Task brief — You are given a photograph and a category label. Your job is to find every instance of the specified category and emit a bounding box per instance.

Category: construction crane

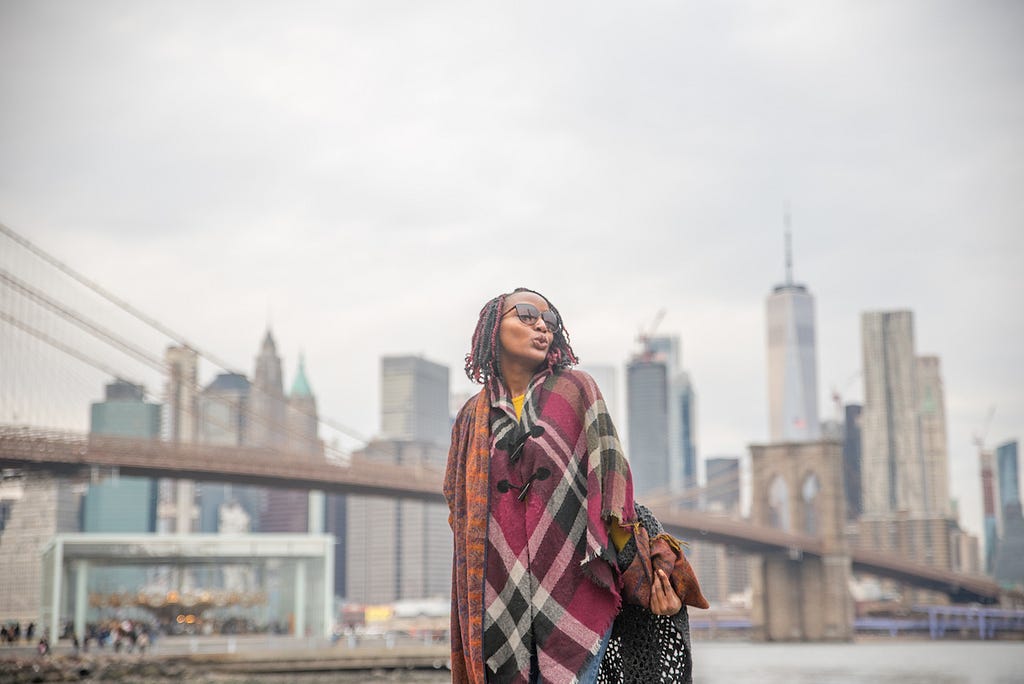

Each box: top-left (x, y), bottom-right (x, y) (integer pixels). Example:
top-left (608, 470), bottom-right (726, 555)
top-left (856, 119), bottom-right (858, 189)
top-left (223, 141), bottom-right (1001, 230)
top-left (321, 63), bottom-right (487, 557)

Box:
top-left (636, 308), bottom-right (666, 357)
top-left (975, 404), bottom-right (999, 573)
top-left (972, 405), bottom-right (996, 451)
top-left (829, 369), bottom-right (862, 421)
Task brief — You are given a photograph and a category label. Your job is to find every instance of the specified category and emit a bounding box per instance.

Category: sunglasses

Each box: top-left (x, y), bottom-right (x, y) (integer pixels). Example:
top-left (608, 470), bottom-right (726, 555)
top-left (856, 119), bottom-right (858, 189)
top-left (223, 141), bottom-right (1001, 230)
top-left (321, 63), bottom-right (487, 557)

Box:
top-left (503, 302), bottom-right (561, 334)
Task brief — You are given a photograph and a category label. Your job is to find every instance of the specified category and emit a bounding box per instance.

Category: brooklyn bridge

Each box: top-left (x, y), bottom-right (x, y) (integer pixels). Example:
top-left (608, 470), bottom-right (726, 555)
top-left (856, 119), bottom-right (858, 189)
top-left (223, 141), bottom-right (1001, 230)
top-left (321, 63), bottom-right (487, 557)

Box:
top-left (0, 425), bottom-right (1001, 605)
top-left (0, 221), bottom-right (1009, 650)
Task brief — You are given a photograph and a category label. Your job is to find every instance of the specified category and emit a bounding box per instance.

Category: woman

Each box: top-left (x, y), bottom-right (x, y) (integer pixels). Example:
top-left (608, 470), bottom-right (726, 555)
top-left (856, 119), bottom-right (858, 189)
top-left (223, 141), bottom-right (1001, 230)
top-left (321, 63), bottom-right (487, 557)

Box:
top-left (445, 288), bottom-right (703, 684)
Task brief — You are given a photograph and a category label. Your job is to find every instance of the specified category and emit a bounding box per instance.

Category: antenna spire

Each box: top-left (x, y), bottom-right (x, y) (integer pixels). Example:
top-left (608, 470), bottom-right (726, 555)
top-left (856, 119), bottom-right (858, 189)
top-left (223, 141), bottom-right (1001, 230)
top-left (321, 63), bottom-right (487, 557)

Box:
top-left (784, 202), bottom-right (793, 286)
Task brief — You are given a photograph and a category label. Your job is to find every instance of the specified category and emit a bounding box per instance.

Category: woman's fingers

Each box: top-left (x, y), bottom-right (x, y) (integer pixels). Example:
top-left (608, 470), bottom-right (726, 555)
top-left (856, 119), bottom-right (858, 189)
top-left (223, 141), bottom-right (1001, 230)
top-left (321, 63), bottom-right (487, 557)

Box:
top-left (652, 569), bottom-right (681, 616)
top-left (664, 581), bottom-right (682, 614)
top-left (662, 569), bottom-right (682, 614)
top-left (651, 569), bottom-right (668, 614)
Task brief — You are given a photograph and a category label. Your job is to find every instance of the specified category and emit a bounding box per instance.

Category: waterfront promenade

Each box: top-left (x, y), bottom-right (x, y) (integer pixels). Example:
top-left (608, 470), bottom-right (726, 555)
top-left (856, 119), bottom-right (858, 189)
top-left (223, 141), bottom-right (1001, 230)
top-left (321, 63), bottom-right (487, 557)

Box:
top-left (2, 638), bottom-right (1022, 683)
top-left (0, 633), bottom-right (450, 682)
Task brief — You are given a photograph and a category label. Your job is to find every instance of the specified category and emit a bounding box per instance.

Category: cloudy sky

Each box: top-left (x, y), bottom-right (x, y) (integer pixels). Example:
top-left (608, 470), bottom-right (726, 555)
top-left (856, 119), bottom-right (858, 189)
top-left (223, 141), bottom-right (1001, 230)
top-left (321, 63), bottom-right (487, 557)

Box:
top-left (1, 1), bottom-right (1021, 541)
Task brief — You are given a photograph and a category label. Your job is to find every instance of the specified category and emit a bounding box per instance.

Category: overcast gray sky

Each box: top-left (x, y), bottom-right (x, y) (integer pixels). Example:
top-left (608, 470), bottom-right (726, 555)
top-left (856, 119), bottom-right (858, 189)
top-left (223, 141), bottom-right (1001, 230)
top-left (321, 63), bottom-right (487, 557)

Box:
top-left (1, 1), bottom-right (1021, 542)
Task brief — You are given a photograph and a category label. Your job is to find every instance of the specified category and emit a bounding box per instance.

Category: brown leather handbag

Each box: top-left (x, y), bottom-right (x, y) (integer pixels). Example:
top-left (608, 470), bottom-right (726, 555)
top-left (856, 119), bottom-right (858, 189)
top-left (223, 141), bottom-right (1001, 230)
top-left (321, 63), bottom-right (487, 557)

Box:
top-left (618, 510), bottom-right (709, 611)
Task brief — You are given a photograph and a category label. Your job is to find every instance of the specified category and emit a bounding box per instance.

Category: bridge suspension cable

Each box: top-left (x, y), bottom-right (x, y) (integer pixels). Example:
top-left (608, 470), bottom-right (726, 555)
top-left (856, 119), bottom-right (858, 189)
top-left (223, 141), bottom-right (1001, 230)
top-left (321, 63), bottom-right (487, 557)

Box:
top-left (0, 310), bottom-right (142, 388)
top-left (0, 220), bottom-right (369, 447)
top-left (0, 302), bottom-right (330, 460)
top-left (0, 264), bottom-right (347, 456)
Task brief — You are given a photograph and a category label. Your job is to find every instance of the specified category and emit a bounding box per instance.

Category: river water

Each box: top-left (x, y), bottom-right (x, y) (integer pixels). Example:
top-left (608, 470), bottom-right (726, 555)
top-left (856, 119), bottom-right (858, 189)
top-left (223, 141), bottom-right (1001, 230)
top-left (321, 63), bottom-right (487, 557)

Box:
top-left (691, 641), bottom-right (1022, 683)
top-left (187, 640), bottom-right (1022, 683)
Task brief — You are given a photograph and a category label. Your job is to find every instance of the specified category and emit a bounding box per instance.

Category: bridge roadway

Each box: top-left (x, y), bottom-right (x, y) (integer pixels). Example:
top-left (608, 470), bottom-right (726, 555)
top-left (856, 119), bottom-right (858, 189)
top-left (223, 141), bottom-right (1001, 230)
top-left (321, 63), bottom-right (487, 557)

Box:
top-left (0, 426), bottom-right (1001, 603)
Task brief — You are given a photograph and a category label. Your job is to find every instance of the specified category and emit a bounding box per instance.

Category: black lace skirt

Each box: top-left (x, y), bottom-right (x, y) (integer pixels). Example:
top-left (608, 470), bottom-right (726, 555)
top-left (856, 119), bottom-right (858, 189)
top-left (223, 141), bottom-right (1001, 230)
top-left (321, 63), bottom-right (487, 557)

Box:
top-left (595, 604), bottom-right (693, 684)
top-left (597, 501), bottom-right (694, 684)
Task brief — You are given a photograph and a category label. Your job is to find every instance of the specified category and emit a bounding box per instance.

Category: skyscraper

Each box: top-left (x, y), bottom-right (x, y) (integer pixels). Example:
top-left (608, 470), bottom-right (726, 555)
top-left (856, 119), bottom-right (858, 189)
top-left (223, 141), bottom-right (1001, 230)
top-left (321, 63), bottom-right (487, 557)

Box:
top-left (287, 355), bottom-right (320, 457)
top-left (994, 440), bottom-right (1024, 586)
top-left (627, 356), bottom-right (669, 498)
top-left (916, 356), bottom-right (951, 516)
top-left (254, 336), bottom-right (315, 534)
top-left (765, 226), bottom-right (820, 442)
top-left (325, 491), bottom-right (347, 601)
top-left (676, 372), bottom-right (698, 492)
top-left (860, 311), bottom-right (926, 515)
top-left (842, 404), bottom-right (863, 521)
top-left (196, 372), bottom-right (258, 533)
top-left (82, 380), bottom-right (162, 593)
top-left (161, 346), bottom-right (199, 534)
top-left (981, 449), bottom-right (999, 574)
top-left (704, 457), bottom-right (741, 512)
top-left (263, 356), bottom-right (322, 533)
top-left (249, 329), bottom-right (287, 450)
top-left (692, 456), bottom-right (750, 605)
top-left (858, 311), bottom-right (958, 602)
top-left (860, 314), bottom-right (951, 518)
top-left (198, 372), bottom-right (250, 445)
top-left (996, 440), bottom-right (1021, 519)
top-left (345, 355), bottom-right (452, 603)
top-left (164, 346), bottom-right (199, 445)
top-left (380, 355), bottom-right (450, 446)
top-left (626, 335), bottom-right (697, 499)
top-left (83, 380), bottom-right (161, 534)
top-left (0, 474), bottom-right (80, 624)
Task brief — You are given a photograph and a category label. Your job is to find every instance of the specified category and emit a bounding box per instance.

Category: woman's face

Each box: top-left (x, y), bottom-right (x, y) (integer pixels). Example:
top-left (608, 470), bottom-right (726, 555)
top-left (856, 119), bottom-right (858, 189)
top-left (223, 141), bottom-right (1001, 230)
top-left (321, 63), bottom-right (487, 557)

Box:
top-left (498, 291), bottom-right (555, 374)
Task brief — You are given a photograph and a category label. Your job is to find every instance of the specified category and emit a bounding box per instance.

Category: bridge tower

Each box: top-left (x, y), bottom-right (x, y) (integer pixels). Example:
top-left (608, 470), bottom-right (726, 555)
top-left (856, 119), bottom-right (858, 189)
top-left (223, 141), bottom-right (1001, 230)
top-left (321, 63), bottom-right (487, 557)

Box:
top-left (749, 439), bottom-right (853, 641)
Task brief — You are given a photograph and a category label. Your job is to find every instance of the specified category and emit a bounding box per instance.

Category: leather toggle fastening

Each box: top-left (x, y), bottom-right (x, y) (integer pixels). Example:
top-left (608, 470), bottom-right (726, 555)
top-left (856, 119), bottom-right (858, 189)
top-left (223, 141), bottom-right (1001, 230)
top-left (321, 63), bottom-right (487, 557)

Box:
top-left (497, 467), bottom-right (552, 502)
top-left (497, 425), bottom-right (546, 464)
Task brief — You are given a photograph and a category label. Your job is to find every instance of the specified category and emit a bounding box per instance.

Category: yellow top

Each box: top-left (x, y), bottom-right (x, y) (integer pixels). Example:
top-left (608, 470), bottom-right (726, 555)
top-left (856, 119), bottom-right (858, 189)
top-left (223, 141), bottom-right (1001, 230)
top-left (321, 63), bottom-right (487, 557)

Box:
top-left (512, 394), bottom-right (525, 420)
top-left (608, 518), bottom-right (631, 552)
top-left (513, 393), bottom-right (629, 552)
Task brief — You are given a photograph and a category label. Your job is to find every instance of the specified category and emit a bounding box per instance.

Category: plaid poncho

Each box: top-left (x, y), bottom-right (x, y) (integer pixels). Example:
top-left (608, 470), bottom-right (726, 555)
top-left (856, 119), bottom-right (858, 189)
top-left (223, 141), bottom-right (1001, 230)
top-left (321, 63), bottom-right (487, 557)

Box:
top-left (444, 369), bottom-right (636, 684)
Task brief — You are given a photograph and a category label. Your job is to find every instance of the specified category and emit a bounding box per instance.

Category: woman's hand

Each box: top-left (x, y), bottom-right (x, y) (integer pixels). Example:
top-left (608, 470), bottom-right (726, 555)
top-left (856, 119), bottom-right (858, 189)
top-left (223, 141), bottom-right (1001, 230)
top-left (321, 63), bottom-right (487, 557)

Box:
top-left (650, 568), bottom-right (682, 616)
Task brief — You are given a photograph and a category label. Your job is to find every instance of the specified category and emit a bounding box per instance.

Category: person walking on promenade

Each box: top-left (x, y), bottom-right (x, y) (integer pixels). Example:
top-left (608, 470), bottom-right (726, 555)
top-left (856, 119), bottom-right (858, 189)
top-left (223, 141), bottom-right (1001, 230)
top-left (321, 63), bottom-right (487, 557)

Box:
top-left (445, 288), bottom-right (707, 684)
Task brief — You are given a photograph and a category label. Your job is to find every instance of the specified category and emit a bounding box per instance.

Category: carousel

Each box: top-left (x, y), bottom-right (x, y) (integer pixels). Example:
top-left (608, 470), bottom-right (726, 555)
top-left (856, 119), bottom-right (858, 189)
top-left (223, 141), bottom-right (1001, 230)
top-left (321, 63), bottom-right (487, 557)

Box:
top-left (88, 589), bottom-right (268, 628)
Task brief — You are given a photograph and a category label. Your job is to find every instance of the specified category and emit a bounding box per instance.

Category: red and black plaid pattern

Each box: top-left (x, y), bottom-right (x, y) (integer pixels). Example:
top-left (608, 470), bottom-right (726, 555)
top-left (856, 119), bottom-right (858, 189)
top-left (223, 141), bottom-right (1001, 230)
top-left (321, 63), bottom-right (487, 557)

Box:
top-left (482, 370), bottom-right (635, 683)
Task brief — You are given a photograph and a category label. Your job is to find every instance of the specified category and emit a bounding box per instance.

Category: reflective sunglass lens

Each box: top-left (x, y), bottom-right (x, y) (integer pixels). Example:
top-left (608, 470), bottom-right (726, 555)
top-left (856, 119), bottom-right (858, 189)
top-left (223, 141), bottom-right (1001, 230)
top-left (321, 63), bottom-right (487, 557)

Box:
top-left (515, 303), bottom-right (539, 323)
top-left (510, 303), bottom-right (560, 333)
top-left (541, 312), bottom-right (560, 332)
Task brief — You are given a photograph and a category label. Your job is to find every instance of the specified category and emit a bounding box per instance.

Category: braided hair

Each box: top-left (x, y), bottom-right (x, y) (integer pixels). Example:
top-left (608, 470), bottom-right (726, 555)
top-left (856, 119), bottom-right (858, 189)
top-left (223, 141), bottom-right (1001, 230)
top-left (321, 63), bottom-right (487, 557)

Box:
top-left (464, 287), bottom-right (579, 384)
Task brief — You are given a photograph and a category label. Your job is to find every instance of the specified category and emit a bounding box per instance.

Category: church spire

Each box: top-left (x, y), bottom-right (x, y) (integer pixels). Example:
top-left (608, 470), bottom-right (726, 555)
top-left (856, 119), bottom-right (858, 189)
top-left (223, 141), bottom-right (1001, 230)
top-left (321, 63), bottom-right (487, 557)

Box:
top-left (261, 327), bottom-right (277, 354)
top-left (290, 353), bottom-right (313, 398)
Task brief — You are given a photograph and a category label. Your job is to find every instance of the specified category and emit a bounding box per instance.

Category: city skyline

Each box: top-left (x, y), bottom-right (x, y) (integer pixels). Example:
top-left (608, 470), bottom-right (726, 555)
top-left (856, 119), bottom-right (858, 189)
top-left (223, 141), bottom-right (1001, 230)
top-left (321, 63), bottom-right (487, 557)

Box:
top-left (1, 1), bottom-right (1021, 547)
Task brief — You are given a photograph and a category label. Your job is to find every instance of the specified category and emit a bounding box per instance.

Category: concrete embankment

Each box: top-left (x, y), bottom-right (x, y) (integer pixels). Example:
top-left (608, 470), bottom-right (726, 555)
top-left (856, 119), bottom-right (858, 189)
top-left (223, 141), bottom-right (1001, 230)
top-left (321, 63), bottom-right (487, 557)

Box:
top-left (0, 645), bottom-right (451, 682)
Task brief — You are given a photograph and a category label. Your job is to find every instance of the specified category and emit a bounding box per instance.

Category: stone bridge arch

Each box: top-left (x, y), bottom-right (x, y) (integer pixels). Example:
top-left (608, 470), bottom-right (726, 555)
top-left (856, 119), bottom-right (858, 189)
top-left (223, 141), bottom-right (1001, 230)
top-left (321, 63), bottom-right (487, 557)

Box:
top-left (800, 470), bottom-right (821, 536)
top-left (749, 440), bottom-right (852, 641)
top-left (760, 467), bottom-right (824, 536)
top-left (766, 473), bottom-right (791, 531)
